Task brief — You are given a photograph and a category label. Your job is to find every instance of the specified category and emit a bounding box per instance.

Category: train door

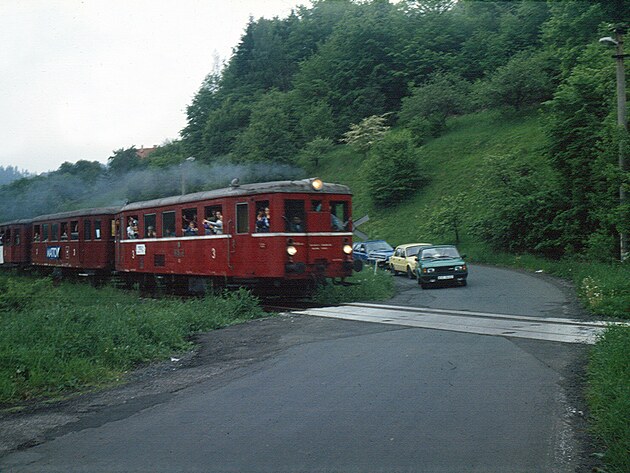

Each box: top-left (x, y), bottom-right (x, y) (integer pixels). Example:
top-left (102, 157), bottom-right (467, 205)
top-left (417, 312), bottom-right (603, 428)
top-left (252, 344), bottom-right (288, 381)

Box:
top-left (82, 219), bottom-right (91, 266)
top-left (231, 202), bottom-right (250, 275)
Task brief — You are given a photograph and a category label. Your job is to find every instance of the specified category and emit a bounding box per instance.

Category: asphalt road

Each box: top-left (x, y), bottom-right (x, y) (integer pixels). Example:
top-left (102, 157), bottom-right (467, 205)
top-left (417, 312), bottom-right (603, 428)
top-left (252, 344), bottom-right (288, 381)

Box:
top-left (0, 265), bottom-right (596, 472)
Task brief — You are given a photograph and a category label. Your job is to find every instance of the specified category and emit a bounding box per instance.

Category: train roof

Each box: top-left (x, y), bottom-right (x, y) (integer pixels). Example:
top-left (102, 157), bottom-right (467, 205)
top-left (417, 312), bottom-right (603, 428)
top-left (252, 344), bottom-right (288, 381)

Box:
top-left (0, 218), bottom-right (33, 227)
top-left (30, 206), bottom-right (122, 223)
top-left (120, 178), bottom-right (352, 212)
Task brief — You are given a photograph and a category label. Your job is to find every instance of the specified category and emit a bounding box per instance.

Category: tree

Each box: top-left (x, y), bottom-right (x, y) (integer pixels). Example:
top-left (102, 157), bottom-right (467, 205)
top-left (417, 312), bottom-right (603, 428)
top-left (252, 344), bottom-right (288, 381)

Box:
top-left (232, 90), bottom-right (300, 164)
top-left (107, 147), bottom-right (145, 175)
top-left (398, 71), bottom-right (471, 136)
top-left (361, 130), bottom-right (427, 207)
top-left (472, 50), bottom-right (555, 111)
top-left (297, 137), bottom-right (334, 173)
top-left (342, 114), bottom-right (391, 157)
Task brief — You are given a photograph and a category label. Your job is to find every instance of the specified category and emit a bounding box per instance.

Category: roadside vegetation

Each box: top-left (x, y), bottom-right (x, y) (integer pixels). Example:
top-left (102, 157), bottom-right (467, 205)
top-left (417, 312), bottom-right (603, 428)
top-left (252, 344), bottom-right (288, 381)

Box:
top-left (0, 273), bottom-right (266, 406)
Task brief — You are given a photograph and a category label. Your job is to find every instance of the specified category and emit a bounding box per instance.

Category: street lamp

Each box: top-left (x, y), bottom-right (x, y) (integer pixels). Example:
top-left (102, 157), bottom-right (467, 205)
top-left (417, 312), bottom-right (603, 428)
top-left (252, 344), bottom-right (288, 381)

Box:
top-left (599, 24), bottom-right (629, 261)
top-left (181, 156), bottom-right (196, 195)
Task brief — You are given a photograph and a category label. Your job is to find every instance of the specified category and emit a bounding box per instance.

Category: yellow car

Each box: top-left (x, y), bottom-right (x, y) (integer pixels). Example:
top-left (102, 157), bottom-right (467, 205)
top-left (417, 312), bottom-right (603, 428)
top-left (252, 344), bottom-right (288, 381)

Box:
top-left (388, 243), bottom-right (432, 279)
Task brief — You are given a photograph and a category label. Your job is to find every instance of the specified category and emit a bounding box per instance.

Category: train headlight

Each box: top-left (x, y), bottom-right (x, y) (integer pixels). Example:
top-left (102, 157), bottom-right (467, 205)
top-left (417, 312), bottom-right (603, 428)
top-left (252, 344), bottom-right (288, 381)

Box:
top-left (343, 244), bottom-right (352, 255)
top-left (311, 178), bottom-right (323, 191)
top-left (287, 245), bottom-right (297, 256)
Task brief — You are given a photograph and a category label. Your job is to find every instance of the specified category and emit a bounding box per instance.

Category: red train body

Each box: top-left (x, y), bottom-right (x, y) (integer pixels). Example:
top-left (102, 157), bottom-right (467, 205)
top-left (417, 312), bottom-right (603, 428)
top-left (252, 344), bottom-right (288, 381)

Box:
top-left (1, 179), bottom-right (357, 295)
top-left (0, 220), bottom-right (32, 266)
top-left (30, 208), bottom-right (119, 272)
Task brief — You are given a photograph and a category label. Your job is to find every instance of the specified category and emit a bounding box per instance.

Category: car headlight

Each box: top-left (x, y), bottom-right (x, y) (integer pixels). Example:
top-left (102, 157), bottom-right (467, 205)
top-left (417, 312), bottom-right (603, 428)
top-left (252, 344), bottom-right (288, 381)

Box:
top-left (423, 268), bottom-right (435, 273)
top-left (455, 265), bottom-right (467, 271)
top-left (343, 244), bottom-right (352, 255)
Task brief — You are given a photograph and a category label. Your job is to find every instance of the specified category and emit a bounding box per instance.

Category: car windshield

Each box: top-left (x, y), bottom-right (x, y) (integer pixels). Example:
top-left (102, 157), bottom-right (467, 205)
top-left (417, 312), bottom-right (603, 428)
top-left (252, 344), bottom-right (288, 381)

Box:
top-left (368, 241), bottom-right (393, 251)
top-left (406, 246), bottom-right (423, 257)
top-left (420, 247), bottom-right (460, 260)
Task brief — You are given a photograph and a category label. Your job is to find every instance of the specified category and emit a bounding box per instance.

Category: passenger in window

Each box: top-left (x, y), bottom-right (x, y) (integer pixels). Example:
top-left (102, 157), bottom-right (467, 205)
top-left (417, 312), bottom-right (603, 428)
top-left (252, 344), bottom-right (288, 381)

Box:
top-left (184, 221), bottom-right (198, 236)
top-left (331, 213), bottom-right (344, 231)
top-left (291, 216), bottom-right (304, 232)
top-left (202, 217), bottom-right (214, 235)
top-left (146, 226), bottom-right (157, 238)
top-left (207, 212), bottom-right (223, 234)
top-left (61, 231), bottom-right (68, 240)
top-left (256, 210), bottom-right (269, 233)
top-left (33, 233), bottom-right (40, 242)
top-left (127, 219), bottom-right (138, 239)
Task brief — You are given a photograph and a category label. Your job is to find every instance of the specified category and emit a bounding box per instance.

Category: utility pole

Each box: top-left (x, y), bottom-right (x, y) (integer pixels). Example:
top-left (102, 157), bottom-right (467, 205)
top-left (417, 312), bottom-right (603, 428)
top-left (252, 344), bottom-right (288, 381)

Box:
top-left (600, 24), bottom-right (629, 261)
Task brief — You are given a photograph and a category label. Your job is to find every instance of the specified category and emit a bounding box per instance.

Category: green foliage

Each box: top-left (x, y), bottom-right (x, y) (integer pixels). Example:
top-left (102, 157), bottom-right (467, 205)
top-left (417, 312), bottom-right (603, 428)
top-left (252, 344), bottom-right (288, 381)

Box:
top-left (312, 267), bottom-right (394, 305)
top-left (472, 153), bottom-right (567, 257)
top-left (0, 274), bottom-right (266, 404)
top-left (398, 72), bottom-right (471, 136)
top-left (361, 130), bottom-right (427, 208)
top-left (588, 326), bottom-right (630, 473)
top-left (342, 114), bottom-right (391, 157)
top-left (297, 137), bottom-right (335, 173)
top-left (232, 90), bottom-right (301, 163)
top-left (472, 50), bottom-right (556, 111)
top-left (107, 147), bottom-right (146, 176)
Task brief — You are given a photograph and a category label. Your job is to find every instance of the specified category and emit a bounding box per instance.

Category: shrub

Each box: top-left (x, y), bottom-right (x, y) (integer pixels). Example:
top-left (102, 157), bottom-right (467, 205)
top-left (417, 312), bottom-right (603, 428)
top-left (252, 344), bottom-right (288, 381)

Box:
top-left (361, 130), bottom-right (428, 208)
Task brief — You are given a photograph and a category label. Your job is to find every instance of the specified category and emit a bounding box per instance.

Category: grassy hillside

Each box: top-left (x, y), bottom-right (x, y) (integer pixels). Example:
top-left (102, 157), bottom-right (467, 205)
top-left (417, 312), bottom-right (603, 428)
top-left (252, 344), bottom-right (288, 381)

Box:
top-left (320, 109), bottom-right (548, 249)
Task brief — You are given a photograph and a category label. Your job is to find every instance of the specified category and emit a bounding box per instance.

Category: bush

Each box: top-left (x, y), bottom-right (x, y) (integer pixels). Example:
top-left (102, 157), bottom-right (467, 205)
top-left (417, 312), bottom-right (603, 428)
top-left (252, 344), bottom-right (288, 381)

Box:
top-left (313, 267), bottom-right (394, 305)
top-left (361, 131), bottom-right (428, 208)
top-left (588, 326), bottom-right (630, 473)
top-left (0, 276), bottom-right (266, 405)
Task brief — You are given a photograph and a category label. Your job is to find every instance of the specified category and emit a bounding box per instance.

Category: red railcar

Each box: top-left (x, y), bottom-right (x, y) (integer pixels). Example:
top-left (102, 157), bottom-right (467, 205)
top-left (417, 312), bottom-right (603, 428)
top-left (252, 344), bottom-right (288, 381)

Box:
top-left (115, 178), bottom-right (356, 294)
top-left (30, 207), bottom-right (119, 274)
top-left (0, 219), bottom-right (32, 266)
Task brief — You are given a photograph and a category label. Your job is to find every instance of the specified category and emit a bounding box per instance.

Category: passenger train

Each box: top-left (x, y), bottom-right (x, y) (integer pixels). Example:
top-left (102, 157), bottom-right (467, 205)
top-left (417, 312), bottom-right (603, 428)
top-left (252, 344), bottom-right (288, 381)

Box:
top-left (0, 178), bottom-right (361, 295)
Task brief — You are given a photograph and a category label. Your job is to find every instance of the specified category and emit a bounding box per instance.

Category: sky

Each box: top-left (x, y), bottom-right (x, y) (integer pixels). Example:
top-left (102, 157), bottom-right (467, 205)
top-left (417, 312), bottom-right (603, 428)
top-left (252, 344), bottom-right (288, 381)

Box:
top-left (0, 0), bottom-right (310, 174)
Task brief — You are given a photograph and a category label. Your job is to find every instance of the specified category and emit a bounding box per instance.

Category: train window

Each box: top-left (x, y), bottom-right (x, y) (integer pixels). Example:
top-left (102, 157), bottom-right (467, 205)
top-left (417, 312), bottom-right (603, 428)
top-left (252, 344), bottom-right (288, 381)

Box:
top-left (84, 220), bottom-right (92, 240)
top-left (236, 203), bottom-right (249, 234)
top-left (42, 224), bottom-right (49, 241)
top-left (284, 200), bottom-right (305, 232)
top-left (61, 222), bottom-right (69, 240)
top-left (4, 229), bottom-right (10, 246)
top-left (255, 200), bottom-right (270, 233)
top-left (0, 231), bottom-right (3, 246)
top-left (14, 229), bottom-right (20, 246)
top-left (144, 214), bottom-right (157, 238)
top-left (94, 220), bottom-right (102, 240)
top-left (162, 211), bottom-right (176, 237)
top-left (70, 221), bottom-right (79, 240)
top-left (126, 215), bottom-right (139, 239)
top-left (330, 201), bottom-right (348, 231)
top-left (33, 225), bottom-right (41, 242)
top-left (111, 220), bottom-right (117, 240)
top-left (182, 208), bottom-right (198, 236)
top-left (51, 223), bottom-right (59, 241)
top-left (311, 200), bottom-right (322, 212)
top-left (203, 205), bottom-right (222, 235)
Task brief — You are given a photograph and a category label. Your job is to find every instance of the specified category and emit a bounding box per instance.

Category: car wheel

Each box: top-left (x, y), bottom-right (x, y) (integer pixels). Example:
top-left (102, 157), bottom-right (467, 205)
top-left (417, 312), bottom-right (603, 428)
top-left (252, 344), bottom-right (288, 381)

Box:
top-left (389, 264), bottom-right (398, 275)
top-left (406, 266), bottom-right (415, 279)
top-left (420, 282), bottom-right (428, 289)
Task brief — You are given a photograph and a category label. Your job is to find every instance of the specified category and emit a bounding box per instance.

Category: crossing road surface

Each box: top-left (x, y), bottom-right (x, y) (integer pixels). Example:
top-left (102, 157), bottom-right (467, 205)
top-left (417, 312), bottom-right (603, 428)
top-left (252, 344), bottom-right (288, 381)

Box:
top-left (295, 302), bottom-right (612, 344)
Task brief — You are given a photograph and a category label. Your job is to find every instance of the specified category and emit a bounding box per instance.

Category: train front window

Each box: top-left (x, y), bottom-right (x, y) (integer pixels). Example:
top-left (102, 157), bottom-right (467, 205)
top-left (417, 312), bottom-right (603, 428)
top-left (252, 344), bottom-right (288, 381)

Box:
top-left (284, 200), bottom-right (305, 232)
top-left (330, 201), bottom-right (348, 231)
top-left (182, 208), bottom-right (198, 236)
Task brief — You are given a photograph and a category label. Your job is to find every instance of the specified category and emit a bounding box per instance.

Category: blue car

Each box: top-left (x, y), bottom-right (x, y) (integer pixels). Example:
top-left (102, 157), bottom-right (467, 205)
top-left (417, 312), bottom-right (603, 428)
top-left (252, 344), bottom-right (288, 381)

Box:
top-left (352, 240), bottom-right (394, 268)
